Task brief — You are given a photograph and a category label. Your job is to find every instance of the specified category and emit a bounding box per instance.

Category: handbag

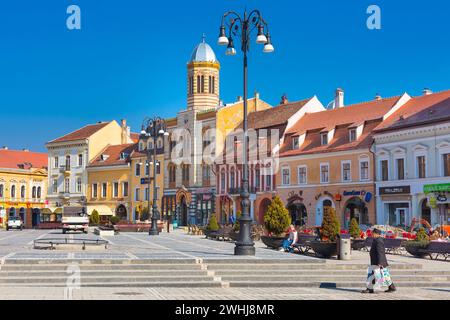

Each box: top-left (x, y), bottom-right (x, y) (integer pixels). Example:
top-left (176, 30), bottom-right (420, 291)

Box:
top-left (380, 266), bottom-right (393, 287)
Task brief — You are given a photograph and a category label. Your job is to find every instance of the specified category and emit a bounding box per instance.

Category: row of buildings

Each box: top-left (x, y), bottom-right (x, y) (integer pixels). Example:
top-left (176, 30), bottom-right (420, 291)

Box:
top-left (1, 38), bottom-right (449, 230)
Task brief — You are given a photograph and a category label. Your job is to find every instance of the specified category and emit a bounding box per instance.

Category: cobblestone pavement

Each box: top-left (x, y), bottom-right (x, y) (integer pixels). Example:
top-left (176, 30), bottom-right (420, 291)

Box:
top-left (0, 286), bottom-right (448, 300)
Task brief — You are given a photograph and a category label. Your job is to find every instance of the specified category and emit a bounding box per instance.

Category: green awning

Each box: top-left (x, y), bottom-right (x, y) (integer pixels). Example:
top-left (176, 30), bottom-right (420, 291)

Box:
top-left (424, 183), bottom-right (450, 194)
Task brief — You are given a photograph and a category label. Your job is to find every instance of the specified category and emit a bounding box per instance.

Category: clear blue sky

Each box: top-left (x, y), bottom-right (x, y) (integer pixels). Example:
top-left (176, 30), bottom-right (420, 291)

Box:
top-left (1, 0), bottom-right (449, 152)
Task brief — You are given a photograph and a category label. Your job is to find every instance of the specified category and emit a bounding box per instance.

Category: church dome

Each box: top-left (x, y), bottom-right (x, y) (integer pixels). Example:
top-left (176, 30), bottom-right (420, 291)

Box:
top-left (189, 36), bottom-right (218, 63)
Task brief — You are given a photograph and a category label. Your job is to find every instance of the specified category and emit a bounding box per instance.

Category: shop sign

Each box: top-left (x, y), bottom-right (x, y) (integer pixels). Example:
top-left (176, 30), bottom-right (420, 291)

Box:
top-left (424, 183), bottom-right (450, 194)
top-left (334, 194), bottom-right (342, 201)
top-left (429, 196), bottom-right (437, 208)
top-left (343, 190), bottom-right (367, 196)
top-left (379, 186), bottom-right (410, 195)
top-left (437, 195), bottom-right (448, 202)
top-left (140, 177), bottom-right (153, 184)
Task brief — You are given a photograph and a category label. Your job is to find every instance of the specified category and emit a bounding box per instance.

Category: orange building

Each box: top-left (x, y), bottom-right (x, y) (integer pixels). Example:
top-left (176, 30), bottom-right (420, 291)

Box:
top-left (277, 90), bottom-right (410, 228)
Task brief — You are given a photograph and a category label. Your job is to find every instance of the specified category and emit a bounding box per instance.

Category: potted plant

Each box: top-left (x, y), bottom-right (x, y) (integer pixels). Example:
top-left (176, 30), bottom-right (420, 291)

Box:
top-left (404, 227), bottom-right (430, 258)
top-left (89, 209), bottom-right (100, 226)
top-left (229, 211), bottom-right (241, 241)
top-left (204, 214), bottom-right (220, 238)
top-left (310, 207), bottom-right (339, 258)
top-left (261, 196), bottom-right (291, 249)
top-left (349, 218), bottom-right (365, 250)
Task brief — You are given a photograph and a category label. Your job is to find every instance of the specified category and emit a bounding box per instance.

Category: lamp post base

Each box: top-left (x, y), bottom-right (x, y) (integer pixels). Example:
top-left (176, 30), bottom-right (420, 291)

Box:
top-left (148, 229), bottom-right (159, 236)
top-left (234, 244), bottom-right (255, 256)
top-left (149, 218), bottom-right (159, 236)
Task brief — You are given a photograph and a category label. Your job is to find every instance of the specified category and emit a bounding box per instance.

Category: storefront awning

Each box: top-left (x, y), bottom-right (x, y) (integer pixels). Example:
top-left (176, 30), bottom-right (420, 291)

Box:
top-left (86, 205), bottom-right (114, 216)
top-left (424, 183), bottom-right (450, 194)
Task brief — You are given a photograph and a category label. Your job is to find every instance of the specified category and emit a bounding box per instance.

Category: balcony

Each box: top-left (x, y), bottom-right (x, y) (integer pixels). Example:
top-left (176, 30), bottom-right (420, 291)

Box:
top-left (59, 165), bottom-right (71, 176)
top-left (58, 192), bottom-right (70, 199)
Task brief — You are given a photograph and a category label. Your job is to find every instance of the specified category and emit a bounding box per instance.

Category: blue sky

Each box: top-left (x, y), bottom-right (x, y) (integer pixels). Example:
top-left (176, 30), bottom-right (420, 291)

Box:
top-left (1, 0), bottom-right (449, 152)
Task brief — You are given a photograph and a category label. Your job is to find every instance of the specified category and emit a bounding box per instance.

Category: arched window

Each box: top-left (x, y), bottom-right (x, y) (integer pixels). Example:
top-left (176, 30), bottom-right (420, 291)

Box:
top-left (201, 75), bottom-right (205, 93)
top-left (148, 140), bottom-right (153, 149)
top-left (197, 75), bottom-right (201, 93)
top-left (169, 164), bottom-right (176, 183)
top-left (220, 169), bottom-right (226, 193)
top-left (0, 184), bottom-right (4, 198)
top-left (65, 155), bottom-right (71, 169)
top-left (230, 167), bottom-right (235, 189)
top-left (37, 186), bottom-right (42, 199)
top-left (20, 186), bottom-right (26, 199)
top-left (32, 186), bottom-right (37, 199)
top-left (11, 185), bottom-right (16, 199)
top-left (182, 164), bottom-right (190, 184)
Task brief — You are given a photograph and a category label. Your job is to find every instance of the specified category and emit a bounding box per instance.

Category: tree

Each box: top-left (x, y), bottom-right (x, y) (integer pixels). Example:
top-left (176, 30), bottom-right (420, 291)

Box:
top-left (264, 196), bottom-right (291, 237)
top-left (206, 214), bottom-right (219, 231)
top-left (349, 217), bottom-right (361, 239)
top-left (416, 227), bottom-right (430, 243)
top-left (233, 211), bottom-right (241, 232)
top-left (321, 207), bottom-right (340, 242)
top-left (89, 210), bottom-right (100, 225)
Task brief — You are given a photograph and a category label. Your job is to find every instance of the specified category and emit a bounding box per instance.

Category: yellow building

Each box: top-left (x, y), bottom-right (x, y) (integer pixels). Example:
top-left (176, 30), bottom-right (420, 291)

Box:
top-left (86, 143), bottom-right (135, 222)
top-left (130, 140), bottom-right (165, 223)
top-left (0, 148), bottom-right (48, 228)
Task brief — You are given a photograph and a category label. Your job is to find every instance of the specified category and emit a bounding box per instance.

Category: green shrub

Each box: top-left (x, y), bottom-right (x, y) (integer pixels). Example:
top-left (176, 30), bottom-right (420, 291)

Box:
top-left (321, 207), bottom-right (340, 242)
top-left (264, 196), bottom-right (291, 237)
top-left (89, 210), bottom-right (100, 225)
top-left (415, 227), bottom-right (430, 243)
top-left (206, 214), bottom-right (219, 231)
top-left (349, 217), bottom-right (361, 239)
top-left (233, 211), bottom-right (241, 232)
top-left (110, 216), bottom-right (120, 225)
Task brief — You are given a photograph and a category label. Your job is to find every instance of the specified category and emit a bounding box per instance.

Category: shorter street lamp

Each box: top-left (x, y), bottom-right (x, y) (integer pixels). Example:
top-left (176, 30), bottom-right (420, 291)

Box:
top-left (140, 117), bottom-right (169, 236)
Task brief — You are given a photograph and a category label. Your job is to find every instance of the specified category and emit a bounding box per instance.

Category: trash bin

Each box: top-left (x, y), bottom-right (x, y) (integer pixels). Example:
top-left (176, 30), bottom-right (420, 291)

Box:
top-left (339, 235), bottom-right (351, 260)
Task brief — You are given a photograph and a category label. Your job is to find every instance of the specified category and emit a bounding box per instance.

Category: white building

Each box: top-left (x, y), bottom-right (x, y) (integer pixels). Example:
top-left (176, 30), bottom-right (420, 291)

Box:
top-left (374, 89), bottom-right (450, 229)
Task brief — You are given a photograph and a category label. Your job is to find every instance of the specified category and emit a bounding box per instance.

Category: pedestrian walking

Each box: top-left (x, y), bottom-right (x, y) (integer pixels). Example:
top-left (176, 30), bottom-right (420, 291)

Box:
top-left (362, 228), bottom-right (397, 294)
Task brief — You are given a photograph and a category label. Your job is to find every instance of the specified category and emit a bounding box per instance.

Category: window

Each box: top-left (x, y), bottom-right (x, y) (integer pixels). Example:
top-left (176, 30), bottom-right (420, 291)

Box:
top-left (10, 185), bottom-right (16, 199)
top-left (145, 162), bottom-right (149, 176)
top-left (197, 75), bottom-right (201, 93)
top-left (202, 164), bottom-right (210, 182)
top-left (189, 76), bottom-right (194, 95)
top-left (230, 168), bottom-right (236, 188)
top-left (64, 178), bottom-right (70, 193)
top-left (210, 76), bottom-right (215, 94)
top-left (169, 165), bottom-right (176, 183)
top-left (282, 167), bottom-right (290, 185)
top-left (148, 141), bottom-right (153, 150)
top-left (292, 137), bottom-right (299, 149)
top-left (101, 183), bottom-right (107, 198)
top-left (76, 177), bottom-right (82, 193)
top-left (380, 160), bottom-right (389, 181)
top-left (122, 182), bottom-right (128, 197)
top-left (360, 160), bottom-right (369, 181)
top-left (298, 166), bottom-right (307, 184)
top-left (54, 156), bottom-right (59, 169)
top-left (78, 154), bottom-right (83, 166)
top-left (113, 182), bottom-right (119, 198)
top-left (443, 153), bottom-right (450, 177)
top-left (266, 175), bottom-right (272, 190)
top-left (342, 161), bottom-right (351, 182)
top-left (135, 163), bottom-right (141, 176)
top-left (92, 183), bottom-right (98, 198)
top-left (201, 75), bottom-right (205, 93)
top-left (135, 188), bottom-right (140, 201)
top-left (396, 158), bottom-right (405, 180)
top-left (417, 156), bottom-right (426, 178)
top-left (37, 186), bottom-right (41, 199)
top-left (144, 187), bottom-right (149, 201)
top-left (220, 169), bottom-right (226, 193)
top-left (157, 139), bottom-right (162, 149)
top-left (65, 155), bottom-right (71, 169)
top-left (20, 186), bottom-right (25, 199)
top-left (156, 161), bottom-right (161, 174)
top-left (182, 164), bottom-right (190, 183)
top-left (321, 133), bottom-right (328, 145)
top-left (32, 186), bottom-right (37, 199)
top-left (0, 184), bottom-right (3, 198)
top-left (349, 129), bottom-right (357, 142)
top-left (53, 180), bottom-right (58, 194)
top-left (255, 168), bottom-right (260, 189)
top-left (320, 164), bottom-right (329, 183)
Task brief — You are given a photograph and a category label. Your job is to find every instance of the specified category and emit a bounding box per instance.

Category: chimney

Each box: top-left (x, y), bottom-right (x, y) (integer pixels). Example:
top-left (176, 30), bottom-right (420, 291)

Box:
top-left (22, 148), bottom-right (29, 152)
top-left (423, 88), bottom-right (432, 96)
top-left (374, 93), bottom-right (382, 101)
top-left (280, 94), bottom-right (289, 105)
top-left (121, 119), bottom-right (128, 144)
top-left (254, 91), bottom-right (260, 100)
top-left (335, 88), bottom-right (344, 108)
top-left (2, 146), bottom-right (8, 150)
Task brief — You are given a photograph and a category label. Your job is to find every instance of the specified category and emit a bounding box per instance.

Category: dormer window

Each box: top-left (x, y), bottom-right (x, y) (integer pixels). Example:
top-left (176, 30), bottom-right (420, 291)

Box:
top-left (292, 137), bottom-right (299, 150)
top-left (349, 129), bottom-right (357, 142)
top-left (139, 142), bottom-right (144, 151)
top-left (100, 154), bottom-right (109, 161)
top-left (321, 133), bottom-right (328, 146)
top-left (120, 152), bottom-right (128, 160)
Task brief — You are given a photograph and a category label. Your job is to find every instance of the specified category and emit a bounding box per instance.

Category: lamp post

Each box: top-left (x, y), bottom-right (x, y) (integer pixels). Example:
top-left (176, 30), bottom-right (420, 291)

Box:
top-left (141, 117), bottom-right (169, 236)
top-left (217, 9), bottom-right (274, 256)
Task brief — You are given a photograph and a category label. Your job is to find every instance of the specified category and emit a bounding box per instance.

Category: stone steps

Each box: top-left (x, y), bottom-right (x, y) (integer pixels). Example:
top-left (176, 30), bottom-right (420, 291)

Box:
top-left (205, 263), bottom-right (423, 270)
top-left (227, 281), bottom-right (450, 288)
top-left (0, 264), bottom-right (204, 271)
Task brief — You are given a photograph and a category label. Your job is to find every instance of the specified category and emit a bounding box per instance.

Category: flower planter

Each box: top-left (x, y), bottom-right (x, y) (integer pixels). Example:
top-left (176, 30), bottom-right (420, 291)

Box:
top-left (261, 235), bottom-right (287, 249)
top-left (404, 241), bottom-right (429, 258)
top-left (351, 239), bottom-right (366, 251)
top-left (310, 241), bottom-right (338, 258)
top-left (229, 231), bottom-right (239, 241)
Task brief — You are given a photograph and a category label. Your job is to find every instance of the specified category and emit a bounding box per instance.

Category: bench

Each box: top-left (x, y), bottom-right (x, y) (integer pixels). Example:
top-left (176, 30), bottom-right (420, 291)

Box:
top-left (418, 241), bottom-right (450, 261)
top-left (362, 237), bottom-right (406, 255)
top-left (293, 234), bottom-right (318, 254)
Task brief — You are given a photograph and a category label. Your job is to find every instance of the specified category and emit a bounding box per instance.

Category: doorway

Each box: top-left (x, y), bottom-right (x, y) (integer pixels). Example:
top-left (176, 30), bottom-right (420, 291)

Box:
top-left (288, 202), bottom-right (307, 227)
top-left (180, 196), bottom-right (188, 226)
top-left (32, 208), bottom-right (40, 228)
top-left (421, 199), bottom-right (431, 224)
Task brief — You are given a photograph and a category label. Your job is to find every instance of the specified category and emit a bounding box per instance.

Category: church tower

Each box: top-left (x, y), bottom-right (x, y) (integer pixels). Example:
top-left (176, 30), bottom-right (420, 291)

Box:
top-left (187, 36), bottom-right (220, 111)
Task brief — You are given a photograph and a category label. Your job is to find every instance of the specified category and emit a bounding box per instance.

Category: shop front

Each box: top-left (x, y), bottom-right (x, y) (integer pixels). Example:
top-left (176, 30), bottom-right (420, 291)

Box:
top-left (424, 183), bottom-right (450, 230)
top-left (377, 186), bottom-right (411, 228)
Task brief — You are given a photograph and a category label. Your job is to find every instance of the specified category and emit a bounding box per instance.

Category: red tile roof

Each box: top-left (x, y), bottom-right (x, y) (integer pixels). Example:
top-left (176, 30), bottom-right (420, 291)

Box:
top-left (0, 149), bottom-right (48, 170)
top-left (89, 143), bottom-right (136, 167)
top-left (130, 132), bottom-right (140, 143)
top-left (280, 96), bottom-right (401, 157)
top-left (48, 122), bottom-right (111, 143)
top-left (286, 96), bottom-right (401, 136)
top-left (374, 90), bottom-right (450, 132)
top-left (245, 98), bottom-right (312, 129)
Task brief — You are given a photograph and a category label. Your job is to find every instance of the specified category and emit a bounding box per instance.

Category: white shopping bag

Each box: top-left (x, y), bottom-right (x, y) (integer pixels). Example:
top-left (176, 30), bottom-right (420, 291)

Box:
top-left (366, 265), bottom-right (383, 290)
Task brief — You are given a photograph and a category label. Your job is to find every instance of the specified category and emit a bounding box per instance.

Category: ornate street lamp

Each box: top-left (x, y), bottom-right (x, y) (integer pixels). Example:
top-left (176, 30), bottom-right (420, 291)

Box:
top-left (217, 9), bottom-right (274, 256)
top-left (140, 117), bottom-right (169, 236)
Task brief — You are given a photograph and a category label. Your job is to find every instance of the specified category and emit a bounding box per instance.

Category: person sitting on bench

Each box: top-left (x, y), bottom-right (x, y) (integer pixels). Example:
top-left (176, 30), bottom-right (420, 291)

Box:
top-left (282, 225), bottom-right (298, 253)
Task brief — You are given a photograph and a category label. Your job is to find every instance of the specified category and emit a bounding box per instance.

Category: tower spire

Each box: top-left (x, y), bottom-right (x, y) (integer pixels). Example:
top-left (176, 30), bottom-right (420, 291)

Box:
top-left (202, 33), bottom-right (206, 43)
